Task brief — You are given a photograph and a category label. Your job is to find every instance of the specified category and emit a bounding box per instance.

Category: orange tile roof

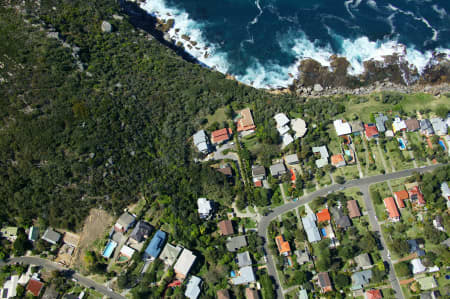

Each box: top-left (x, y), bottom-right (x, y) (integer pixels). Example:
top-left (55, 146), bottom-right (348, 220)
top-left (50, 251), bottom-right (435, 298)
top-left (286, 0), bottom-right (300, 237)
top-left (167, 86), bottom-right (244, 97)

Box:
top-left (211, 128), bottom-right (232, 143)
top-left (316, 208), bottom-right (331, 222)
top-left (408, 186), bottom-right (425, 205)
top-left (384, 197), bottom-right (400, 219)
top-left (27, 279), bottom-right (44, 297)
top-left (394, 190), bottom-right (409, 208)
top-left (275, 235), bottom-right (291, 254)
top-left (365, 289), bottom-right (382, 299)
top-left (364, 123), bottom-right (379, 138)
top-left (331, 154), bottom-right (345, 166)
top-left (290, 169), bottom-right (296, 182)
top-left (254, 180), bottom-right (262, 187)
top-left (237, 108), bottom-right (256, 132)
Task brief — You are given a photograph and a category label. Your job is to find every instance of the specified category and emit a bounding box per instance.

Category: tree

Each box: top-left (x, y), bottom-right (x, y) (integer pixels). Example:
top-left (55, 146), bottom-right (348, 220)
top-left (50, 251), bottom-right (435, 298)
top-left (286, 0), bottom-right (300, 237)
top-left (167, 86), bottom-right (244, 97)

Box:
top-left (395, 262), bottom-right (411, 277)
top-left (260, 272), bottom-right (275, 299)
top-left (336, 176), bottom-right (345, 184)
top-left (334, 273), bottom-right (350, 289)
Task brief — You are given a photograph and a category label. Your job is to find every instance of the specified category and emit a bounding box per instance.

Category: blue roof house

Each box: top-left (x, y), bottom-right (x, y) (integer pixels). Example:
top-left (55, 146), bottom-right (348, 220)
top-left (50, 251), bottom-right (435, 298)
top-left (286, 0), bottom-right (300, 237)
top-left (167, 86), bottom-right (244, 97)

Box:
top-left (145, 230), bottom-right (167, 259)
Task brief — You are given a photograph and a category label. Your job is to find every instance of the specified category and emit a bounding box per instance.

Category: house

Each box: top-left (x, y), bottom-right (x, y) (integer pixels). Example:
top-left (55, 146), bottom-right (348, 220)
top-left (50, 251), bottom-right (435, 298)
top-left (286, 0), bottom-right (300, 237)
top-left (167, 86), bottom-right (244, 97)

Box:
top-left (405, 118), bottom-right (420, 132)
top-left (392, 117), bottom-right (407, 133)
top-left (42, 228), bottom-right (61, 245)
top-left (411, 258), bottom-right (426, 274)
top-left (350, 121), bottom-right (364, 135)
top-left (197, 198), bottom-right (213, 219)
top-left (159, 243), bottom-right (182, 266)
top-left (42, 286), bottom-right (59, 299)
top-left (211, 128), bottom-right (232, 144)
top-left (26, 279), bottom-right (44, 297)
top-left (145, 230), bottom-right (167, 259)
top-left (331, 207), bottom-right (351, 229)
top-left (294, 250), bottom-right (311, 265)
top-left (365, 289), bottom-right (382, 299)
top-left (174, 249), bottom-right (196, 279)
top-left (317, 272), bottom-right (332, 293)
top-left (312, 146), bottom-right (329, 168)
top-left (119, 245), bottom-right (135, 259)
top-left (420, 119), bottom-right (434, 136)
top-left (193, 130), bottom-right (212, 154)
top-left (334, 119), bottom-right (352, 136)
top-left (0, 227), bottom-right (18, 242)
top-left (364, 123), bottom-right (379, 140)
top-left (217, 289), bottom-right (231, 299)
top-left (355, 253), bottom-right (372, 270)
top-left (185, 276), bottom-right (202, 299)
top-left (385, 130), bottom-right (394, 138)
top-left (226, 236), bottom-right (247, 252)
top-left (302, 214), bottom-right (321, 243)
top-left (408, 239), bottom-right (425, 257)
top-left (252, 165), bottom-right (266, 181)
top-left (291, 118), bottom-right (307, 139)
top-left (420, 291), bottom-right (441, 299)
top-left (298, 289), bottom-right (308, 299)
top-left (274, 113), bottom-right (290, 135)
top-left (331, 154), bottom-right (346, 167)
top-left (130, 221), bottom-right (153, 243)
top-left (347, 200), bottom-right (361, 218)
top-left (351, 270), bottom-right (372, 290)
top-left (236, 108), bottom-right (256, 132)
top-left (285, 154), bottom-right (299, 165)
top-left (28, 226), bottom-right (39, 242)
top-left (1, 275), bottom-right (18, 298)
top-left (232, 266), bottom-right (256, 285)
top-left (393, 190), bottom-right (409, 209)
top-left (433, 215), bottom-right (445, 232)
top-left (282, 134), bottom-right (294, 147)
top-left (270, 162), bottom-right (287, 178)
top-left (218, 220), bottom-right (234, 236)
top-left (217, 165), bottom-right (233, 177)
top-left (430, 117), bottom-right (448, 136)
top-left (275, 235), bottom-right (291, 256)
top-left (237, 251), bottom-right (252, 267)
top-left (375, 113), bottom-right (389, 132)
top-left (245, 288), bottom-right (260, 299)
top-left (416, 276), bottom-right (437, 290)
top-left (441, 182), bottom-right (450, 200)
top-left (409, 186), bottom-right (425, 206)
top-left (316, 208), bottom-right (331, 223)
top-left (114, 212), bottom-right (135, 233)
top-left (384, 197), bottom-right (400, 221)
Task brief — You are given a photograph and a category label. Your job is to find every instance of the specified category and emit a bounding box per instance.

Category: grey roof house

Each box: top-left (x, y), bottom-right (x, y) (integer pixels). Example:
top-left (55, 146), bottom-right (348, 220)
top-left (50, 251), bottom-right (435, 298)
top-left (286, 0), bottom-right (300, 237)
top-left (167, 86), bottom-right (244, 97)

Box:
top-left (351, 270), bottom-right (372, 290)
top-left (330, 207), bottom-right (351, 229)
top-left (193, 130), bottom-right (211, 154)
top-left (269, 162), bottom-right (287, 177)
top-left (232, 266), bottom-right (256, 285)
top-left (285, 154), bottom-right (300, 165)
top-left (114, 212), bottom-right (135, 233)
top-left (302, 214), bottom-right (321, 243)
top-left (375, 113), bottom-right (388, 132)
top-left (294, 250), bottom-right (311, 265)
top-left (237, 251), bottom-right (252, 267)
top-left (430, 117), bottom-right (448, 136)
top-left (355, 253), bottom-right (372, 270)
top-left (185, 276), bottom-right (202, 299)
top-left (42, 228), bottom-right (61, 245)
top-left (159, 243), bottom-right (182, 266)
top-left (350, 121), bottom-right (364, 134)
top-left (420, 119), bottom-right (434, 136)
top-left (130, 221), bottom-right (153, 243)
top-left (251, 165), bottom-right (266, 180)
top-left (226, 236), bottom-right (247, 252)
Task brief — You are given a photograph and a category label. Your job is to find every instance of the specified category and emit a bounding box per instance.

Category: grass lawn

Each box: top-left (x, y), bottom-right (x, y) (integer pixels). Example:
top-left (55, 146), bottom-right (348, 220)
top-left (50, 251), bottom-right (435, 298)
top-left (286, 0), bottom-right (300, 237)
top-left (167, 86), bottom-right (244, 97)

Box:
top-left (367, 141), bottom-right (388, 174)
top-left (205, 107), bottom-right (228, 127)
top-left (342, 187), bottom-right (365, 211)
top-left (333, 165), bottom-right (360, 181)
top-left (406, 132), bottom-right (429, 167)
top-left (383, 139), bottom-right (415, 171)
top-left (327, 125), bottom-right (342, 154)
top-left (241, 133), bottom-right (263, 154)
top-left (370, 182), bottom-right (391, 220)
top-left (317, 173), bottom-right (332, 187)
top-left (389, 177), bottom-right (410, 191)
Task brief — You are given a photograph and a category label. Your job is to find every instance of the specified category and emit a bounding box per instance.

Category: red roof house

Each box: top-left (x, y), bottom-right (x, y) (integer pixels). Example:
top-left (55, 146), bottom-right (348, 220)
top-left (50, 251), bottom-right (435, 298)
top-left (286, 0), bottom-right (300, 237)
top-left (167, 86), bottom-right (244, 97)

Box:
top-left (254, 180), bottom-right (262, 187)
top-left (236, 108), bottom-right (256, 132)
top-left (365, 289), bottom-right (382, 299)
top-left (275, 235), bottom-right (291, 256)
top-left (364, 123), bottom-right (379, 140)
top-left (27, 279), bottom-right (44, 297)
top-left (408, 186), bottom-right (425, 206)
top-left (393, 190), bottom-right (409, 208)
top-left (384, 197), bottom-right (400, 221)
top-left (211, 128), bottom-right (232, 144)
top-left (316, 208), bottom-right (331, 223)
top-left (331, 154), bottom-right (346, 167)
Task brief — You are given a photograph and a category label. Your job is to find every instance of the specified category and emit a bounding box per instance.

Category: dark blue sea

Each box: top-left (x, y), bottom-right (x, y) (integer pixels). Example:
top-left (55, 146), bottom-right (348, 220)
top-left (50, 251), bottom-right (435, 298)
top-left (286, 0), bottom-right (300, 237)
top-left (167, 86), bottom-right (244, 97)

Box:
top-left (141, 0), bottom-right (450, 88)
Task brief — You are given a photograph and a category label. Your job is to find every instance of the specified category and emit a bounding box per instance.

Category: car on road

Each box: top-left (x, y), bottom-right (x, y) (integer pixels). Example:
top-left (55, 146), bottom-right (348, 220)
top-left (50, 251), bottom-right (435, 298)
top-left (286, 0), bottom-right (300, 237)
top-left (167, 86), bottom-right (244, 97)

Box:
top-left (263, 256), bottom-right (268, 263)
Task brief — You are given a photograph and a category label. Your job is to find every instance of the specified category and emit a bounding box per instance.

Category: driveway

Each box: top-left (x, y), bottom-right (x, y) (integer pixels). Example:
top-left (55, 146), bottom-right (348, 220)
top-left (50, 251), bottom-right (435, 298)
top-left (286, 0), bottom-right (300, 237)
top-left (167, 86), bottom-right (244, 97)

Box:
top-left (257, 163), bottom-right (443, 299)
top-left (3, 256), bottom-right (126, 299)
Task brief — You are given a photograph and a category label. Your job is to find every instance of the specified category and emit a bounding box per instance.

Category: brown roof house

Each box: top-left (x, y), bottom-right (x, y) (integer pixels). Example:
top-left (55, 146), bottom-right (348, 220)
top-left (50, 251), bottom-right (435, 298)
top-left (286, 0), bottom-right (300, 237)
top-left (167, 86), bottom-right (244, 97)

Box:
top-left (318, 272), bottom-right (333, 293)
top-left (405, 118), bottom-right (420, 132)
top-left (27, 279), bottom-right (44, 297)
top-left (246, 288), bottom-right (260, 299)
top-left (347, 200), bottom-right (361, 218)
top-left (217, 289), bottom-right (231, 299)
top-left (218, 220), bottom-right (234, 236)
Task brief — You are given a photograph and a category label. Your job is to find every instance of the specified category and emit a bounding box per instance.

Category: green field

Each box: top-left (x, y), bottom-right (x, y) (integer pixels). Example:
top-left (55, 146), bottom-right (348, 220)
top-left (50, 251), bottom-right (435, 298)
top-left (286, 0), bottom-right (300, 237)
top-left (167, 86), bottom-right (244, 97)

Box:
top-left (342, 187), bottom-right (365, 211)
top-left (333, 165), bottom-right (361, 181)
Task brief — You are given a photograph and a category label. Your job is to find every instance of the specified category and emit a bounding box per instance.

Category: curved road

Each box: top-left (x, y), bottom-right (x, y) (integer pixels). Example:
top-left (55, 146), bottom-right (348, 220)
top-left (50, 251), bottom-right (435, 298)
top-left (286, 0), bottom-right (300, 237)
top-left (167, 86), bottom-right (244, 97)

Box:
top-left (257, 164), bottom-right (444, 298)
top-left (3, 256), bottom-right (125, 299)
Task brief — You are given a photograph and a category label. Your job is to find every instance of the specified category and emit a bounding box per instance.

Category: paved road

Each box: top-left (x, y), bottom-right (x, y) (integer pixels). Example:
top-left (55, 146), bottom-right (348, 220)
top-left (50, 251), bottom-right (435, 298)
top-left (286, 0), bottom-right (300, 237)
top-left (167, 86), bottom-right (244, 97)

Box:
top-left (4, 256), bottom-right (126, 299)
top-left (257, 164), bottom-right (443, 298)
top-left (359, 185), bottom-right (404, 299)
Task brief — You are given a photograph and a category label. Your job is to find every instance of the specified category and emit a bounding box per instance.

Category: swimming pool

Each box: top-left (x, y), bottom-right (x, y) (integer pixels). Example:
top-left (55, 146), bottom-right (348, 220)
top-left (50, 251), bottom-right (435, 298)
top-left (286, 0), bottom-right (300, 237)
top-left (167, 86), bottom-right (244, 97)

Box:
top-left (102, 240), bottom-right (117, 259)
top-left (438, 140), bottom-right (447, 151)
top-left (398, 138), bottom-right (406, 150)
top-left (230, 270), bottom-right (236, 278)
top-left (321, 228), bottom-right (327, 237)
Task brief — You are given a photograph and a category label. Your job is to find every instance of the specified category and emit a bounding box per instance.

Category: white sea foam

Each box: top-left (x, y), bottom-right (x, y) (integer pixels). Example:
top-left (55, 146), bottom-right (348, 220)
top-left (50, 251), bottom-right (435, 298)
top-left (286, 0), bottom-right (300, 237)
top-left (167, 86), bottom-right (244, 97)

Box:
top-left (366, 0), bottom-right (378, 11)
top-left (140, 0), bottom-right (450, 89)
top-left (344, 0), bottom-right (356, 18)
top-left (432, 5), bottom-right (447, 19)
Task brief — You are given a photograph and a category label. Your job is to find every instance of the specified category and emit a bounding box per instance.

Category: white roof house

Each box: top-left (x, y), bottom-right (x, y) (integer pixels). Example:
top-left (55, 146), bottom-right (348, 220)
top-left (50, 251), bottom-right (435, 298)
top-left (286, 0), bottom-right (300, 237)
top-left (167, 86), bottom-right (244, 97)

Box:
top-left (411, 258), bottom-right (426, 274)
top-left (282, 134), bottom-right (294, 147)
top-left (174, 249), bottom-right (196, 278)
top-left (441, 182), bottom-right (450, 200)
top-left (301, 213), bottom-right (321, 243)
top-left (274, 113), bottom-right (290, 127)
top-left (232, 266), bottom-right (256, 285)
top-left (430, 117), bottom-right (448, 136)
top-left (393, 117), bottom-right (407, 133)
top-left (1, 275), bottom-right (18, 298)
top-left (312, 146), bottom-right (329, 168)
top-left (193, 130), bottom-right (211, 154)
top-left (291, 118), bottom-right (307, 139)
top-left (120, 245), bottom-right (135, 258)
top-left (185, 276), bottom-right (202, 299)
top-left (277, 125), bottom-right (290, 136)
top-left (197, 198), bottom-right (212, 219)
top-left (333, 119), bottom-right (351, 136)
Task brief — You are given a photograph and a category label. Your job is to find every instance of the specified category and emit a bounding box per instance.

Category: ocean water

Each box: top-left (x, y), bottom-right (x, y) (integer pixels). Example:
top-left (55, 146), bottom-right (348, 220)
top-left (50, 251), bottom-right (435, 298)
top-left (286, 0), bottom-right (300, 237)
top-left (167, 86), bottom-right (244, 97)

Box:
top-left (141, 0), bottom-right (450, 89)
